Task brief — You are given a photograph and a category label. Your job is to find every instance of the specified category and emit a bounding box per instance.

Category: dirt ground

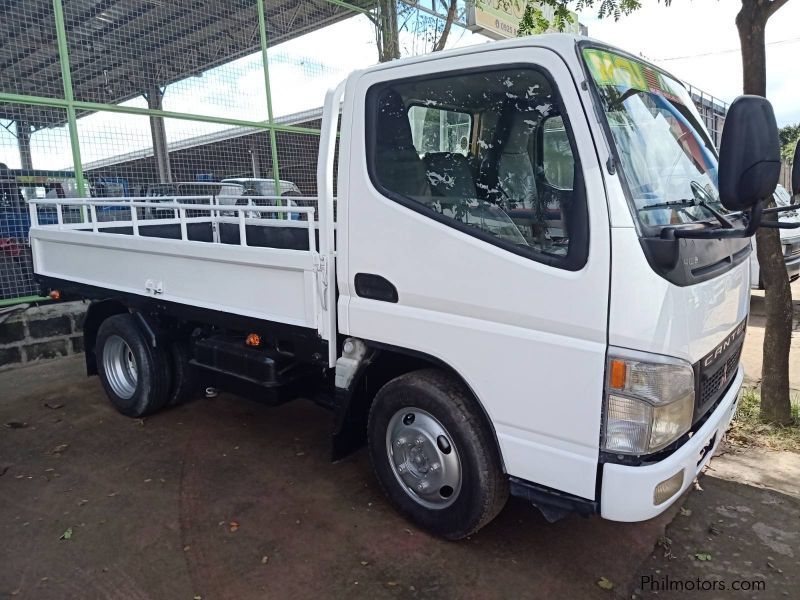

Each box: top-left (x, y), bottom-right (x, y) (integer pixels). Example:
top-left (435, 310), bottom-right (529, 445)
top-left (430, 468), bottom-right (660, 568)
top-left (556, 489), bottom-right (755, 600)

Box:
top-left (1, 283), bottom-right (798, 599)
top-left (633, 447), bottom-right (800, 600)
top-left (740, 278), bottom-right (800, 392)
top-left (1, 356), bottom-right (675, 600)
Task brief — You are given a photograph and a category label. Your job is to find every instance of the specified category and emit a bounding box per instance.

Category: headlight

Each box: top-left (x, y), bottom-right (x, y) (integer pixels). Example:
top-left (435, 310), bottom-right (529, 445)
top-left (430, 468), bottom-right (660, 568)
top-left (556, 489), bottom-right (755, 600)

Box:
top-left (603, 349), bottom-right (694, 455)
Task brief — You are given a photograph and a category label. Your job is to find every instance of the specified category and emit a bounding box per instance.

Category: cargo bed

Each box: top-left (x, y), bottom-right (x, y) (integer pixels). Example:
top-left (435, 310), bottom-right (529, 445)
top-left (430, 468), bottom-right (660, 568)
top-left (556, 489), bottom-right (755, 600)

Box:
top-left (29, 197), bottom-right (329, 334)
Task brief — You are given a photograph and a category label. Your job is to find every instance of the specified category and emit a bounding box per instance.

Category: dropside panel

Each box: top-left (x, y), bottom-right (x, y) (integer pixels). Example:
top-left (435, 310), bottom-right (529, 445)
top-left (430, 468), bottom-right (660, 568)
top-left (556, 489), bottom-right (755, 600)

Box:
top-left (33, 230), bottom-right (318, 327)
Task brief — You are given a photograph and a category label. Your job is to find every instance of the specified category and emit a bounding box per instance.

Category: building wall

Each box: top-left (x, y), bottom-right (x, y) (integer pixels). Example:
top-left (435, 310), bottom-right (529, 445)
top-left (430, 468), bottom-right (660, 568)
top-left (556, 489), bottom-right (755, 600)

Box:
top-left (0, 301), bottom-right (86, 371)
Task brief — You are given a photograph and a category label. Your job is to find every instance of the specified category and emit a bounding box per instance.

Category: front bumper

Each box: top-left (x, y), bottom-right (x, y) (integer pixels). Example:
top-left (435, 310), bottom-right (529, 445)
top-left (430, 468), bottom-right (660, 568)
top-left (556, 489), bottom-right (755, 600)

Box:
top-left (600, 365), bottom-right (743, 522)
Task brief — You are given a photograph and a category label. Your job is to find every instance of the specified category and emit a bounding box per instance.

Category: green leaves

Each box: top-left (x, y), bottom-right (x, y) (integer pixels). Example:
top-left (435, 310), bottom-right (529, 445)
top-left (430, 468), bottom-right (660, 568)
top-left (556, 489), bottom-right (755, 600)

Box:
top-left (694, 552), bottom-right (712, 561)
top-left (597, 576), bottom-right (614, 590)
top-left (514, 0), bottom-right (671, 37)
top-left (779, 124), bottom-right (799, 162)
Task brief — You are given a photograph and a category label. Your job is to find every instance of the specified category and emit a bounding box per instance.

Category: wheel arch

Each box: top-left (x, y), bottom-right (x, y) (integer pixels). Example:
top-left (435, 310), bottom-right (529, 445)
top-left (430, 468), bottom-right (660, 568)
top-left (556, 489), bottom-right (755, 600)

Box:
top-left (332, 340), bottom-right (505, 472)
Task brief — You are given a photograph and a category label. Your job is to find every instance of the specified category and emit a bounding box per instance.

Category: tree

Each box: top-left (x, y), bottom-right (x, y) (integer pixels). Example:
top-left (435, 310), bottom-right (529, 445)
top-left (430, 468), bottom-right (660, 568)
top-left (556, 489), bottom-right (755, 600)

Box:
top-left (736, 0), bottom-right (793, 424)
top-left (779, 123), bottom-right (800, 162)
top-left (516, 0), bottom-right (794, 423)
top-left (370, 1), bottom-right (463, 63)
top-left (374, 0), bottom-right (401, 62)
top-left (517, 0), bottom-right (658, 35)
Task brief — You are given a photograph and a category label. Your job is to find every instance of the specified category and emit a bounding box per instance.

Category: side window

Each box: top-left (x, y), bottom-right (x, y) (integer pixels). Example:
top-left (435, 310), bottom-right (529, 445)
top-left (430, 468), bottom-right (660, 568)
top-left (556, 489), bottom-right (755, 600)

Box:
top-left (542, 116), bottom-right (574, 190)
top-left (367, 67), bottom-right (588, 270)
top-left (408, 105), bottom-right (471, 156)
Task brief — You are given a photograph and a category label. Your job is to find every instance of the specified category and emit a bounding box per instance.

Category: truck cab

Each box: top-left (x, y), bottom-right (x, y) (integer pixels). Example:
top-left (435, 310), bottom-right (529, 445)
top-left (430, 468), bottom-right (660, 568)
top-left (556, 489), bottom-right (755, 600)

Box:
top-left (337, 35), bottom-right (764, 525)
top-left (28, 34), bottom-right (784, 539)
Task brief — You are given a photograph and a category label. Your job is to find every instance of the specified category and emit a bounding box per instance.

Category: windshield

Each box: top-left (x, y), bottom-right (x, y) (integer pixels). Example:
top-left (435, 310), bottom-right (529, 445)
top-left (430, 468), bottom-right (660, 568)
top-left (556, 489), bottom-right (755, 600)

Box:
top-left (583, 48), bottom-right (721, 228)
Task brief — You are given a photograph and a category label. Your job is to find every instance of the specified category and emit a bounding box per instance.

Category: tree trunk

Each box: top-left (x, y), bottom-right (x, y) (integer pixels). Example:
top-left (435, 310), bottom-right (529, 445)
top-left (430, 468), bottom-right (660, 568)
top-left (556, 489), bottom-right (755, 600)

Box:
top-left (433, 0), bottom-right (459, 52)
top-left (376, 0), bottom-right (400, 62)
top-left (736, 0), bottom-right (794, 424)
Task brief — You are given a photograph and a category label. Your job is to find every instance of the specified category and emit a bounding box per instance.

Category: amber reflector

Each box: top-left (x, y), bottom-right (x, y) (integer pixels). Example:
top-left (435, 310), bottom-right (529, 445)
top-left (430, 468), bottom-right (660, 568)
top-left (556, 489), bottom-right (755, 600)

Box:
top-left (609, 359), bottom-right (627, 390)
top-left (245, 333), bottom-right (261, 347)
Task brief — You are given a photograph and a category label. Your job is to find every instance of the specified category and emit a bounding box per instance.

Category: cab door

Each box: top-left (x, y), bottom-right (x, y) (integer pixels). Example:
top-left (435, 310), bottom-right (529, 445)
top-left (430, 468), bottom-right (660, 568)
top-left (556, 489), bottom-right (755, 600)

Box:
top-left (337, 46), bottom-right (610, 500)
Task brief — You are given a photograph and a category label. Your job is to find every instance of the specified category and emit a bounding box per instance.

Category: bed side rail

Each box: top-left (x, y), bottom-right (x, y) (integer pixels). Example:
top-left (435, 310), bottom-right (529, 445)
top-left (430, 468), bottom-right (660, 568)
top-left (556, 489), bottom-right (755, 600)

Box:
top-left (28, 196), bottom-right (319, 251)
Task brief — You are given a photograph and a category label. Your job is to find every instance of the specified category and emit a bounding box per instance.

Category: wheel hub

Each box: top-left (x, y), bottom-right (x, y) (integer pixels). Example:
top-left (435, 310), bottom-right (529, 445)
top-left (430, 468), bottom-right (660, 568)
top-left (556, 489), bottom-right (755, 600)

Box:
top-left (102, 334), bottom-right (138, 400)
top-left (386, 408), bottom-right (461, 509)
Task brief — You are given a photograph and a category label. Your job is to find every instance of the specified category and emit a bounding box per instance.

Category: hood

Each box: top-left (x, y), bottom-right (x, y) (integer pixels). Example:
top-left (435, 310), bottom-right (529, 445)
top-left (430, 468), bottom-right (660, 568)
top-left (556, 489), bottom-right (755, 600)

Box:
top-left (609, 227), bottom-right (750, 364)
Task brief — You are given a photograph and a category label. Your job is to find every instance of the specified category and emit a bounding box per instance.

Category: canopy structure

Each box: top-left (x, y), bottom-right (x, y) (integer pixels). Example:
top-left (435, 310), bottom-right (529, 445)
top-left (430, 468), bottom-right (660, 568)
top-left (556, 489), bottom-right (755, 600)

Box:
top-left (0, 0), bottom-right (373, 177)
top-left (1, 0), bottom-right (374, 127)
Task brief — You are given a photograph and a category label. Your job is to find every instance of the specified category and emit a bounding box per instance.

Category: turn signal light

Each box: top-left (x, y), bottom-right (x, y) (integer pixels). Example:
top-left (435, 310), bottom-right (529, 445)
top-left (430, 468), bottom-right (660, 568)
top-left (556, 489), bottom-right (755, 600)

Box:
top-left (245, 333), bottom-right (261, 347)
top-left (49, 290), bottom-right (61, 300)
top-left (609, 359), bottom-right (627, 389)
top-left (653, 469), bottom-right (684, 505)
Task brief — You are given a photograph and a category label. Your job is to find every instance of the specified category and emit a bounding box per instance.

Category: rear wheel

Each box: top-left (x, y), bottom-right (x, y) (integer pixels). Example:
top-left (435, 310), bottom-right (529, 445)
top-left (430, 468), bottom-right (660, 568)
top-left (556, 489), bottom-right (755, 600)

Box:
top-left (96, 314), bottom-right (171, 417)
top-left (368, 369), bottom-right (508, 539)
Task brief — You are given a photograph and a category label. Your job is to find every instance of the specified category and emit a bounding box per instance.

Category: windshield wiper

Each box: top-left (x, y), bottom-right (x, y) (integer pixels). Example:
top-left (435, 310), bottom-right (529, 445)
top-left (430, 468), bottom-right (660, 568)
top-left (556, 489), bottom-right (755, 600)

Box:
top-left (639, 198), bottom-right (734, 229)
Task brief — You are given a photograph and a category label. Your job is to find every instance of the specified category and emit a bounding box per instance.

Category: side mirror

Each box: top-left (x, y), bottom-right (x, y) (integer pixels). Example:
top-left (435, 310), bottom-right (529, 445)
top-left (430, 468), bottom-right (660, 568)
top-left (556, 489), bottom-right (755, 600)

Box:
top-left (718, 95), bottom-right (781, 211)
top-left (792, 138), bottom-right (800, 201)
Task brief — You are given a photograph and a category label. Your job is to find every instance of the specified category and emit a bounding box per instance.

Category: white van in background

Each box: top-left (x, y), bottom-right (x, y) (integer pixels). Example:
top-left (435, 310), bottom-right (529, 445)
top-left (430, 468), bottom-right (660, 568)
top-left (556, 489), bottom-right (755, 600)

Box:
top-left (219, 178), bottom-right (304, 220)
top-left (219, 177), bottom-right (302, 199)
top-left (750, 184), bottom-right (800, 288)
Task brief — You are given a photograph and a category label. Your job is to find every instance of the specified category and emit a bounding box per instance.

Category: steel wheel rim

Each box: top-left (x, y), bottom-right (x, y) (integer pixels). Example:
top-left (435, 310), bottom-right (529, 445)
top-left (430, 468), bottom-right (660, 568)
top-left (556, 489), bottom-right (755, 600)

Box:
top-left (385, 407), bottom-right (462, 509)
top-left (102, 335), bottom-right (138, 399)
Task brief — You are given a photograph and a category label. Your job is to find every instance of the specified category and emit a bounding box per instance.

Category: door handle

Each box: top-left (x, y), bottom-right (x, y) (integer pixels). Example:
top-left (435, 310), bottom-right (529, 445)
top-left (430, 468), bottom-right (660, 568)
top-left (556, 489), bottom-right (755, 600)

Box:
top-left (354, 273), bottom-right (398, 303)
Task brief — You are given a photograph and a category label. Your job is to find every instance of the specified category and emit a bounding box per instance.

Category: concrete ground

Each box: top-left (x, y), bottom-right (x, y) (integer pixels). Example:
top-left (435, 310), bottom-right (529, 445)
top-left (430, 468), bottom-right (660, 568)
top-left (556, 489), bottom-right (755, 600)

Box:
top-left (1, 282), bottom-right (798, 599)
top-left (633, 448), bottom-right (800, 599)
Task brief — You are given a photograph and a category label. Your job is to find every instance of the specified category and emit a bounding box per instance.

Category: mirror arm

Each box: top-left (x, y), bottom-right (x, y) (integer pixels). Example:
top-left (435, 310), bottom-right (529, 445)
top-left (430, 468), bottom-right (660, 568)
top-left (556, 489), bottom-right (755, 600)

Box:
top-left (759, 221), bottom-right (800, 229)
top-left (761, 204), bottom-right (800, 216)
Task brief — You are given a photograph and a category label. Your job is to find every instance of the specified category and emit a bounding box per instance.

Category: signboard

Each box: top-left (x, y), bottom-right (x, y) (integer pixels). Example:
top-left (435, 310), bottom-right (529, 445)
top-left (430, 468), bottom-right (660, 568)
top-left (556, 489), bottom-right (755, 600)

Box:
top-left (467, 1), bottom-right (582, 40)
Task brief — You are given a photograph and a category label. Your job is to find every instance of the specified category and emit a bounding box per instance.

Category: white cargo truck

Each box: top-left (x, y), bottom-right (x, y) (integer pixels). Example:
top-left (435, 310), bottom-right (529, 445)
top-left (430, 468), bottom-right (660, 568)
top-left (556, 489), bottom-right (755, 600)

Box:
top-left (28, 35), bottom-right (796, 539)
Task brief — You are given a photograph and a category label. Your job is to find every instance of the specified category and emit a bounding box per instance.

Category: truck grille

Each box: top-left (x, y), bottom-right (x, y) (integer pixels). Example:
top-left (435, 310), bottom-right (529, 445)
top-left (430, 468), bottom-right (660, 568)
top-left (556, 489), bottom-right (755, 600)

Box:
top-left (699, 346), bottom-right (742, 407)
top-left (693, 318), bottom-right (747, 423)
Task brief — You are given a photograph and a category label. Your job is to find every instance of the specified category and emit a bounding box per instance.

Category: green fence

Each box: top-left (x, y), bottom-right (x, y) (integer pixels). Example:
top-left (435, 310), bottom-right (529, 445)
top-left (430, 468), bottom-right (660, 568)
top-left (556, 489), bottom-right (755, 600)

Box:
top-left (0, 0), bottom-right (381, 305)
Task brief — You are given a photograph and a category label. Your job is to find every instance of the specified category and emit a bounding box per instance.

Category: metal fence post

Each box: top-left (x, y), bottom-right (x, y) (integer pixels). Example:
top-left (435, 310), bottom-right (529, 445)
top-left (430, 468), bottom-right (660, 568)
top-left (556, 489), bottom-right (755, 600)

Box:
top-left (52, 0), bottom-right (87, 199)
top-left (257, 0), bottom-right (284, 211)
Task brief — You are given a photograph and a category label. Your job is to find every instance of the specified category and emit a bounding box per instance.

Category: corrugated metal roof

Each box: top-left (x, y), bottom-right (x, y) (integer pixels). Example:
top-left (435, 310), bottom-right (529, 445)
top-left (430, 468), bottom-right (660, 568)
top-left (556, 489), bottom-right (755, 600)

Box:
top-left (0, 0), bottom-right (373, 127)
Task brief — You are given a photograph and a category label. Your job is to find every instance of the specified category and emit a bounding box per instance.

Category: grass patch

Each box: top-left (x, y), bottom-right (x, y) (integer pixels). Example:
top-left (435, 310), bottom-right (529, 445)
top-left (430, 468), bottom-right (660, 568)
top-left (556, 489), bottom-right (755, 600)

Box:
top-left (727, 387), bottom-right (800, 452)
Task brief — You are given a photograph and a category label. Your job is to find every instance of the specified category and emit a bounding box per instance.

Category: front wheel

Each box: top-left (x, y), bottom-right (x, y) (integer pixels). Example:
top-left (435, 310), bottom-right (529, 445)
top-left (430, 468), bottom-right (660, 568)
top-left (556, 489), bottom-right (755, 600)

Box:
top-left (367, 369), bottom-right (508, 539)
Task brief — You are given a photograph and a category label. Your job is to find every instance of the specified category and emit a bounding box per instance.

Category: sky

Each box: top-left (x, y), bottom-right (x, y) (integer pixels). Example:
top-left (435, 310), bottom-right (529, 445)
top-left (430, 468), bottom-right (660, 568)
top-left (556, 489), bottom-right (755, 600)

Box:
top-left (2, 1), bottom-right (799, 172)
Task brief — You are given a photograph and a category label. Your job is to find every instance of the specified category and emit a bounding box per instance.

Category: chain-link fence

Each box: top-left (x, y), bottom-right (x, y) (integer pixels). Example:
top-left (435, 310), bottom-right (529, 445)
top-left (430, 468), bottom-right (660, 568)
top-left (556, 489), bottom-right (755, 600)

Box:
top-left (0, 0), bottom-right (379, 304)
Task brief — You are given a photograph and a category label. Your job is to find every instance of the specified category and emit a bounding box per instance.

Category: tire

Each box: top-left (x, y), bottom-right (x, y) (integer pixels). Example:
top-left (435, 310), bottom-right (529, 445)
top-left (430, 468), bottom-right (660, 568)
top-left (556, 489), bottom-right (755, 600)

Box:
top-left (95, 314), bottom-right (172, 417)
top-left (167, 340), bottom-right (200, 407)
top-left (367, 369), bottom-right (508, 539)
